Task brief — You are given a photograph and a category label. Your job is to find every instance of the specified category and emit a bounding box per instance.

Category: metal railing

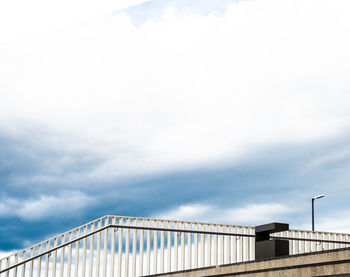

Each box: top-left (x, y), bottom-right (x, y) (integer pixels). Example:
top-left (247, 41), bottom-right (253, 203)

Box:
top-left (0, 216), bottom-right (254, 276)
top-left (0, 215), bottom-right (350, 276)
top-left (273, 229), bottom-right (350, 254)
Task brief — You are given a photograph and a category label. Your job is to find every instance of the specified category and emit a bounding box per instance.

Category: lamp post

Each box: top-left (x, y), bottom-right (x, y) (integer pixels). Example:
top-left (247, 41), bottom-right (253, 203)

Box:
top-left (312, 194), bottom-right (325, 231)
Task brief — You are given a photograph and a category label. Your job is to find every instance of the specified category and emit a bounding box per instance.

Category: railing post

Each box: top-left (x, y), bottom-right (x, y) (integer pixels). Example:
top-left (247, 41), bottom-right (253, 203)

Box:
top-left (194, 224), bottom-right (198, 268)
top-left (207, 225), bottom-right (211, 266)
top-left (160, 221), bottom-right (165, 273)
top-left (187, 224), bottom-right (192, 269)
top-left (181, 225), bottom-right (185, 270)
top-left (53, 238), bottom-right (58, 277)
top-left (174, 223), bottom-right (178, 271)
top-left (139, 219), bottom-right (144, 276)
top-left (59, 235), bottom-right (65, 277)
top-left (81, 225), bottom-right (87, 277)
top-left (95, 220), bottom-right (102, 277)
top-left (117, 218), bottom-right (123, 277)
top-left (132, 219), bottom-right (137, 277)
top-left (29, 247), bottom-right (34, 277)
top-left (200, 225), bottom-right (205, 267)
top-left (167, 223), bottom-right (171, 272)
top-left (14, 253), bottom-right (18, 277)
top-left (74, 228), bottom-right (80, 277)
top-left (110, 218), bottom-right (116, 277)
top-left (153, 221), bottom-right (158, 274)
top-left (146, 220), bottom-right (151, 275)
top-left (88, 224), bottom-right (94, 277)
top-left (6, 257), bottom-right (10, 277)
top-left (37, 245), bottom-right (42, 277)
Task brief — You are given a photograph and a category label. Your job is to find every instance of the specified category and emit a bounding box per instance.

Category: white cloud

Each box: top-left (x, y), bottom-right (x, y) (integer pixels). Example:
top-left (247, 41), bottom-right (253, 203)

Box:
top-left (0, 0), bottom-right (148, 41)
top-left (154, 202), bottom-right (293, 226)
top-left (0, 0), bottom-right (350, 180)
top-left (307, 211), bottom-right (350, 234)
top-left (0, 191), bottom-right (93, 221)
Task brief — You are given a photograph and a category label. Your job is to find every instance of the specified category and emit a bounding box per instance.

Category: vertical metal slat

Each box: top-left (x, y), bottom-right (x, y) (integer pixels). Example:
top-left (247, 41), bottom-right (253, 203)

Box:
top-left (174, 223), bottom-right (178, 271)
top-left (201, 225), bottom-right (205, 267)
top-left (306, 232), bottom-right (311, 253)
top-left (102, 228), bottom-right (108, 277)
top-left (132, 220), bottom-right (137, 277)
top-left (300, 231), bottom-right (305, 254)
top-left (21, 251), bottom-right (26, 277)
top-left (29, 247), bottom-right (34, 277)
top-left (74, 229), bottom-right (80, 277)
top-left (95, 220), bottom-right (102, 277)
top-left (214, 226), bottom-right (218, 266)
top-left (250, 228), bottom-right (255, 260)
top-left (181, 225), bottom-right (185, 270)
top-left (5, 257), bottom-right (10, 277)
top-left (52, 238), bottom-right (58, 277)
top-left (110, 218), bottom-right (116, 277)
top-left (167, 227), bottom-right (171, 272)
top-left (244, 227), bottom-right (249, 261)
top-left (239, 228), bottom-right (243, 262)
top-left (37, 245), bottom-right (42, 277)
top-left (59, 235), bottom-right (66, 277)
top-left (125, 218), bottom-right (130, 277)
top-left (146, 221), bottom-right (151, 275)
top-left (44, 242), bottom-right (50, 277)
top-left (117, 218), bottom-right (123, 277)
top-left (187, 227), bottom-right (192, 269)
top-left (160, 222), bottom-right (165, 273)
top-left (232, 227), bottom-right (237, 263)
top-left (139, 220), bottom-right (144, 276)
top-left (88, 224), bottom-right (95, 277)
top-left (153, 222), bottom-right (158, 274)
top-left (13, 254), bottom-right (19, 277)
top-left (207, 225), bottom-right (212, 266)
top-left (81, 226), bottom-right (88, 277)
top-left (220, 226), bottom-right (224, 265)
top-left (194, 224), bottom-right (198, 268)
top-left (67, 232), bottom-right (73, 277)
top-left (12, 253), bottom-right (18, 277)
top-left (227, 227), bottom-right (231, 263)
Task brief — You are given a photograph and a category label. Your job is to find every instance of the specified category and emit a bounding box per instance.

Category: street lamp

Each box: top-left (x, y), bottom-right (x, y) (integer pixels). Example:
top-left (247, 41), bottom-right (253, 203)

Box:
top-left (312, 194), bottom-right (325, 231)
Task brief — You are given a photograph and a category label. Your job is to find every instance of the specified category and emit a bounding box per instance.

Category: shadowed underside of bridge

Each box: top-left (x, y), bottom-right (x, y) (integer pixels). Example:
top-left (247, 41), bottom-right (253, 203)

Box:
top-left (1, 215), bottom-right (350, 276)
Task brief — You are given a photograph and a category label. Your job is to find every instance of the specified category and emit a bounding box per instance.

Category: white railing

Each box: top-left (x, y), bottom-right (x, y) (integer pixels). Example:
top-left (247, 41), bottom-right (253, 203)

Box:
top-left (274, 229), bottom-right (350, 254)
top-left (0, 215), bottom-right (254, 277)
top-left (0, 215), bottom-right (349, 277)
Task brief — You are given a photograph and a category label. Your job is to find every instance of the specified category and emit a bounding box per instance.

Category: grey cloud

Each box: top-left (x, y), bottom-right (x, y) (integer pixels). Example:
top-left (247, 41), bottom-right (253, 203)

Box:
top-left (1, 126), bottom-right (350, 250)
top-left (0, 125), bottom-right (108, 198)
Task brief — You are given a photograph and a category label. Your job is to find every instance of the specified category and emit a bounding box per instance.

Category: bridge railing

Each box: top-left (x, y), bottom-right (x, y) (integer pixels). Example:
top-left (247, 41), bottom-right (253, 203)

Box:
top-left (0, 215), bottom-right (254, 277)
top-left (273, 229), bottom-right (350, 254)
top-left (1, 215), bottom-right (350, 276)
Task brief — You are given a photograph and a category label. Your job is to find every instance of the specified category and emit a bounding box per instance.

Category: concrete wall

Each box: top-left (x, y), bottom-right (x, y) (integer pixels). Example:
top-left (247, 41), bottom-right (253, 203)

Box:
top-left (146, 247), bottom-right (350, 277)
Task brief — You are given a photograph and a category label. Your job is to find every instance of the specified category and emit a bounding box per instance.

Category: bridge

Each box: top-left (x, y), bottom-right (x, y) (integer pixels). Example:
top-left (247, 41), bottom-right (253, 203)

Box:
top-left (1, 215), bottom-right (350, 276)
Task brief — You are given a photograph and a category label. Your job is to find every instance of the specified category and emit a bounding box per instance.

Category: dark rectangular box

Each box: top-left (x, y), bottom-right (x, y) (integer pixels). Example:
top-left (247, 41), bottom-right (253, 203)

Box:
top-left (255, 240), bottom-right (289, 260)
top-left (255, 223), bottom-right (289, 235)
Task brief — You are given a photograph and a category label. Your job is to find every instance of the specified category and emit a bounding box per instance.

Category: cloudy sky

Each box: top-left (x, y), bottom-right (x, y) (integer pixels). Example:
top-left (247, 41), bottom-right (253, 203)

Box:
top-left (1, 0), bottom-right (350, 252)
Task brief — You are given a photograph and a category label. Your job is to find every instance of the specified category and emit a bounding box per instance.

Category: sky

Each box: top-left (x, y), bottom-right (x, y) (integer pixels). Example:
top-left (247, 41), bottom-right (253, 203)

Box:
top-left (1, 0), bottom-right (350, 253)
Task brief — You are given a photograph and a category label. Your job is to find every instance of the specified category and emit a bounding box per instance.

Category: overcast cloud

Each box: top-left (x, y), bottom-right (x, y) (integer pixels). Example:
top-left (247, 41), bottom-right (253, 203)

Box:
top-left (1, 0), bottom-right (350, 252)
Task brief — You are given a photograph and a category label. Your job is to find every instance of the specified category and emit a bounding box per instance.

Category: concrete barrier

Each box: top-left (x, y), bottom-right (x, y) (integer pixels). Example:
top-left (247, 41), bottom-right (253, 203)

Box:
top-left (147, 247), bottom-right (350, 277)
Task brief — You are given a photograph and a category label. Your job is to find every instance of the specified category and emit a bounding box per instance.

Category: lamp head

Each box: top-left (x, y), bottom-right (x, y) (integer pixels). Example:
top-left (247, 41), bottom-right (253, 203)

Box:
top-left (313, 194), bottom-right (325, 200)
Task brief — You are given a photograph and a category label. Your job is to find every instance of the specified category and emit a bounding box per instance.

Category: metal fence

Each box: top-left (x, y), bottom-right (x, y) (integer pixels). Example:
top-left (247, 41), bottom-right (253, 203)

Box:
top-left (0, 215), bottom-right (349, 277)
top-left (273, 229), bottom-right (350, 254)
top-left (0, 216), bottom-right (254, 277)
